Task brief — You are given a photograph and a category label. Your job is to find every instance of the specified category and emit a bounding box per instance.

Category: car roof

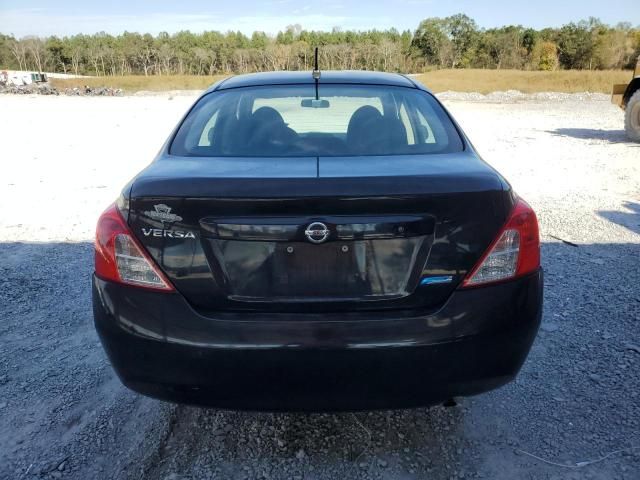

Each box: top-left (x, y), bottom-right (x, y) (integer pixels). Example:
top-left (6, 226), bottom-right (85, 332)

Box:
top-left (206, 70), bottom-right (423, 93)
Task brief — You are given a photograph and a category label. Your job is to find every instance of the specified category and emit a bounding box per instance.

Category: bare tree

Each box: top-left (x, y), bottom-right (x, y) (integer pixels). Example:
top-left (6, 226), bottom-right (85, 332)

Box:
top-left (23, 37), bottom-right (46, 72)
top-left (157, 43), bottom-right (174, 75)
top-left (9, 39), bottom-right (28, 71)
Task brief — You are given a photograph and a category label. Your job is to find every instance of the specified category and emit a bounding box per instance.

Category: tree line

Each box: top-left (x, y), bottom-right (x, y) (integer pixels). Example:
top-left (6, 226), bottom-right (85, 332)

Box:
top-left (1, 15), bottom-right (639, 76)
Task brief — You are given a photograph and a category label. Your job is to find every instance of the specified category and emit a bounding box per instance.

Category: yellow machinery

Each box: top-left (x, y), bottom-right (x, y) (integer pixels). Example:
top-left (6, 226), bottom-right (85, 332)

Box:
top-left (612, 56), bottom-right (640, 142)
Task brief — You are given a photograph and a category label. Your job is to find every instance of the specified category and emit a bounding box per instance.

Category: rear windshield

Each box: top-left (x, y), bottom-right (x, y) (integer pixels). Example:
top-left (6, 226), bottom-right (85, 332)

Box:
top-left (170, 84), bottom-right (463, 157)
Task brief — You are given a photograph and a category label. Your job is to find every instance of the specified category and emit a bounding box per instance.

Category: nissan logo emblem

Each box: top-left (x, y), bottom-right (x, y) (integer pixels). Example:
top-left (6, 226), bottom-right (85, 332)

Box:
top-left (304, 222), bottom-right (330, 244)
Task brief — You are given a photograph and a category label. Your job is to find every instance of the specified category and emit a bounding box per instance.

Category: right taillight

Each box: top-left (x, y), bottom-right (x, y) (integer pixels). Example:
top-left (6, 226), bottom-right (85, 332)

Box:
top-left (95, 203), bottom-right (174, 291)
top-left (462, 197), bottom-right (540, 288)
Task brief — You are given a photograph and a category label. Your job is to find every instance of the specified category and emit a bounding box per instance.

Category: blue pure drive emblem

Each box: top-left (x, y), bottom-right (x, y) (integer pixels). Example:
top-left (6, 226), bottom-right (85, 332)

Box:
top-left (304, 222), bottom-right (330, 244)
top-left (420, 276), bottom-right (454, 286)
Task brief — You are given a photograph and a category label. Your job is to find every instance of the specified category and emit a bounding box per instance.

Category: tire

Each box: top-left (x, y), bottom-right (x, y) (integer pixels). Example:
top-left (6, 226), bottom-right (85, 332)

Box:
top-left (625, 89), bottom-right (640, 142)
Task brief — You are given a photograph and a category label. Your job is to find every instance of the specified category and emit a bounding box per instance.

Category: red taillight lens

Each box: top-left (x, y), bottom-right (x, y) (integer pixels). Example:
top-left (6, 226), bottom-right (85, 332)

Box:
top-left (95, 204), bottom-right (174, 291)
top-left (462, 198), bottom-right (540, 287)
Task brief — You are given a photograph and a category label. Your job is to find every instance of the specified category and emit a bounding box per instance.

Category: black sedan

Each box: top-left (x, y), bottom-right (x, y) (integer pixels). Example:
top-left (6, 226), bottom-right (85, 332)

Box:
top-left (93, 70), bottom-right (542, 411)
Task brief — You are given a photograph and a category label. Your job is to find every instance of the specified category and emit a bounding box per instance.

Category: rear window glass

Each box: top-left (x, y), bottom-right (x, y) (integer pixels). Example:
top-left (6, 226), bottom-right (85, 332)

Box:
top-left (170, 84), bottom-right (463, 157)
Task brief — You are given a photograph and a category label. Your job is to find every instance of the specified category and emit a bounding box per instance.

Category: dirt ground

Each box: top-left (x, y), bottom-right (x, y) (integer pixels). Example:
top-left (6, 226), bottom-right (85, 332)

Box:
top-left (1, 92), bottom-right (639, 480)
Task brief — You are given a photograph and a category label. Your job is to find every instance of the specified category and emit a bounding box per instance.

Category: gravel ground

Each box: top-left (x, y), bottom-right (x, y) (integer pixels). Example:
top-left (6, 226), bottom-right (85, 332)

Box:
top-left (1, 92), bottom-right (639, 480)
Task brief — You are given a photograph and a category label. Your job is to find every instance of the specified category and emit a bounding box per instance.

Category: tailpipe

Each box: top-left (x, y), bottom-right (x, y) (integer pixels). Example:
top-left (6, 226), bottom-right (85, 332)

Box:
top-left (442, 398), bottom-right (458, 408)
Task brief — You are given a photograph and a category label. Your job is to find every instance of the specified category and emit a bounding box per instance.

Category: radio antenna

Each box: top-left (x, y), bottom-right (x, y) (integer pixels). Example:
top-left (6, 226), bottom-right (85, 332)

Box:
top-left (312, 47), bottom-right (320, 100)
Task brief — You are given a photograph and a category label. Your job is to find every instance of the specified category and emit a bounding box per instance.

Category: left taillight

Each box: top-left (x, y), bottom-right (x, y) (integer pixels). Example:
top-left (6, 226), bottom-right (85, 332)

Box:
top-left (461, 197), bottom-right (540, 288)
top-left (95, 203), bottom-right (174, 291)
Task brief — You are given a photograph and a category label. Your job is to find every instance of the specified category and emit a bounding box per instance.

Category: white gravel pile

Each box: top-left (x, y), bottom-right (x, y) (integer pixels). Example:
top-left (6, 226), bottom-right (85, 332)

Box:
top-left (437, 90), bottom-right (611, 103)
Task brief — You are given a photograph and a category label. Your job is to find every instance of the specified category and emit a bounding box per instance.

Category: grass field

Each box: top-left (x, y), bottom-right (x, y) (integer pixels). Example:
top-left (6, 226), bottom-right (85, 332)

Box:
top-left (50, 69), bottom-right (633, 94)
top-left (413, 69), bottom-right (632, 94)
top-left (50, 74), bottom-right (226, 92)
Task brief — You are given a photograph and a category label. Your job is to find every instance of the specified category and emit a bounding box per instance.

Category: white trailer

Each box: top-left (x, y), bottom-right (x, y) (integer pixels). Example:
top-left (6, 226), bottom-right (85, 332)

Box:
top-left (0, 70), bottom-right (48, 86)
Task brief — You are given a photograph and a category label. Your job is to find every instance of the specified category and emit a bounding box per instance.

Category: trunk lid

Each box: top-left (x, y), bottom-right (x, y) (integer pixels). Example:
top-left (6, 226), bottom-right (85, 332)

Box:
top-left (128, 154), bottom-right (511, 314)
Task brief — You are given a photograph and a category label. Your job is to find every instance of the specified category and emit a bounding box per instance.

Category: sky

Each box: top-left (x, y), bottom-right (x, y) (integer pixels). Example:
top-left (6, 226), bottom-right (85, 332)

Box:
top-left (1, 0), bottom-right (639, 38)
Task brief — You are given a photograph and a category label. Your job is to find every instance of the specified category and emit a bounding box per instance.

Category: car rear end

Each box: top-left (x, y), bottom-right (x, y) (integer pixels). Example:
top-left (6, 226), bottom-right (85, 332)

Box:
top-left (93, 74), bottom-right (542, 411)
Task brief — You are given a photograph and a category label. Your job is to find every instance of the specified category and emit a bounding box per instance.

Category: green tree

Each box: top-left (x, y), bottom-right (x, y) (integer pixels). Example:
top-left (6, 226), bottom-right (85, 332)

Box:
top-left (556, 22), bottom-right (594, 69)
top-left (46, 36), bottom-right (70, 73)
top-left (0, 34), bottom-right (16, 69)
top-left (412, 18), bottom-right (452, 67)
top-left (446, 14), bottom-right (479, 67)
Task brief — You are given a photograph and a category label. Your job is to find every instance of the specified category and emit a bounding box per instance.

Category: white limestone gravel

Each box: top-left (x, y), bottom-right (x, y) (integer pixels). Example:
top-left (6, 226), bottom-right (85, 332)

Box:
top-left (1, 91), bottom-right (639, 480)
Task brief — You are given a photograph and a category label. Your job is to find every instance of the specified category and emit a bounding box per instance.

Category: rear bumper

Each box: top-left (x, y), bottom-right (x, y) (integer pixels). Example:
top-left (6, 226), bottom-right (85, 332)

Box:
top-left (93, 270), bottom-right (543, 411)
